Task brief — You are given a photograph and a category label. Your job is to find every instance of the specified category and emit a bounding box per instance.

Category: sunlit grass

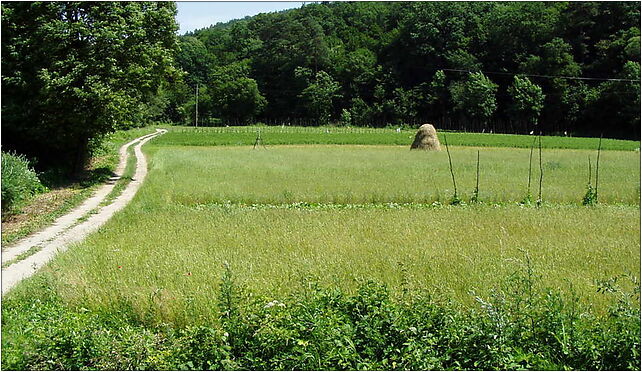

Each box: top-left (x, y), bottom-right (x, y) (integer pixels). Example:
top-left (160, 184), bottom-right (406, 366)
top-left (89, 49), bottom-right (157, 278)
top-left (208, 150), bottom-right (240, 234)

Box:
top-left (143, 145), bottom-right (639, 206)
top-left (6, 141), bottom-right (640, 328)
top-left (39, 202), bottom-right (639, 326)
top-left (157, 125), bottom-right (640, 151)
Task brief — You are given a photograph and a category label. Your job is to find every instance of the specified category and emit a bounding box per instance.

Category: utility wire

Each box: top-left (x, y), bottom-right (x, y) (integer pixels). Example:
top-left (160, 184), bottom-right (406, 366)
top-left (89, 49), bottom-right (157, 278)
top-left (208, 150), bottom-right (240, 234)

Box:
top-left (440, 68), bottom-right (641, 83)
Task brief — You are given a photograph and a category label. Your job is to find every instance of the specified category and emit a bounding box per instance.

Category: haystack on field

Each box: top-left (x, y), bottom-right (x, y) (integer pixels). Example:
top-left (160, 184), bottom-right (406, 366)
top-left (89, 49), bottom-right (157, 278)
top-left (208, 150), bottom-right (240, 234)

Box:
top-left (410, 123), bottom-right (441, 150)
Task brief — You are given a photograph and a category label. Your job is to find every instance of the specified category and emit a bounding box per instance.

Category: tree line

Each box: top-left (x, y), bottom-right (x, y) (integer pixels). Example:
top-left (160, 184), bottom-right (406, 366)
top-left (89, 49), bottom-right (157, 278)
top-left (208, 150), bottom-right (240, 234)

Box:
top-left (1, 2), bottom-right (640, 175)
top-left (171, 1), bottom-right (640, 139)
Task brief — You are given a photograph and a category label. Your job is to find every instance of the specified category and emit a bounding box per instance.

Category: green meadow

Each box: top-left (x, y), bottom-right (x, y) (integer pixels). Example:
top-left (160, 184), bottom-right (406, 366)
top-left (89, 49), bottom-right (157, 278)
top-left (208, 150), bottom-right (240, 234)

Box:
top-left (157, 125), bottom-right (641, 151)
top-left (143, 144), bottom-right (639, 205)
top-left (3, 129), bottom-right (640, 370)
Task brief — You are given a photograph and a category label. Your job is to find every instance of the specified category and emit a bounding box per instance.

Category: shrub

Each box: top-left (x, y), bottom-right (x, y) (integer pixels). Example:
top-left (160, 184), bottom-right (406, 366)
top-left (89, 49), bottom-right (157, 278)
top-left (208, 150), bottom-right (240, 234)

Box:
top-left (2, 269), bottom-right (639, 370)
top-left (1, 151), bottom-right (46, 215)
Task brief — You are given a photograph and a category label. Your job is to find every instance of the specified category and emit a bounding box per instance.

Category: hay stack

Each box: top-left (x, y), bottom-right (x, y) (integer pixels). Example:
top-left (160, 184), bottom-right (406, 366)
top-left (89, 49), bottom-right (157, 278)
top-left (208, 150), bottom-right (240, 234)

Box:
top-left (410, 124), bottom-right (441, 150)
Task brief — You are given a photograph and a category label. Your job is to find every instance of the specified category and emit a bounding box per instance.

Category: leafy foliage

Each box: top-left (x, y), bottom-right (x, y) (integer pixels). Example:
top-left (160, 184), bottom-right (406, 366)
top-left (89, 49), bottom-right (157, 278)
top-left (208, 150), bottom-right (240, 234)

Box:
top-left (169, 1), bottom-right (639, 139)
top-left (1, 2), bottom-right (179, 173)
top-left (450, 72), bottom-right (498, 125)
top-left (2, 270), bottom-right (639, 370)
top-left (296, 69), bottom-right (341, 124)
top-left (1, 152), bottom-right (46, 215)
top-left (508, 76), bottom-right (546, 126)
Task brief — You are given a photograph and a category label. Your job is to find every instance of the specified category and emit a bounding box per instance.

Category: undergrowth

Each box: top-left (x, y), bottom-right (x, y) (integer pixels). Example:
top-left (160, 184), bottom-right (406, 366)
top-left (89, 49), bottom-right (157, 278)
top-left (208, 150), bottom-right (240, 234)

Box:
top-left (1, 152), bottom-right (47, 216)
top-left (2, 266), bottom-right (639, 370)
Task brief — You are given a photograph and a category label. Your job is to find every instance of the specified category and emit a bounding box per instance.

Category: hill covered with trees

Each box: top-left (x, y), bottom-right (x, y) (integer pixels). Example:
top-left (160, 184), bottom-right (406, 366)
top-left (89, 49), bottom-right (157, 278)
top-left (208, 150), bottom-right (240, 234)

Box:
top-left (171, 1), bottom-right (640, 139)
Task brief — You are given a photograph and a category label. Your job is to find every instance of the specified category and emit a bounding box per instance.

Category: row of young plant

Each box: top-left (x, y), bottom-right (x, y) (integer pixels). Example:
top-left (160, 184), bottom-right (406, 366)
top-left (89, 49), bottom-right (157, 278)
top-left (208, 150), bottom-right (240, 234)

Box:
top-left (2, 263), bottom-right (639, 370)
top-left (442, 133), bottom-right (604, 207)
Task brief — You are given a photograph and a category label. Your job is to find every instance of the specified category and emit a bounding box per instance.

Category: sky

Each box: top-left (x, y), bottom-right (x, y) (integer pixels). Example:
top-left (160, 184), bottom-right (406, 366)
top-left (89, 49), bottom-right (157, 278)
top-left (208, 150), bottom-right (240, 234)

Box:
top-left (176, 1), bottom-right (305, 34)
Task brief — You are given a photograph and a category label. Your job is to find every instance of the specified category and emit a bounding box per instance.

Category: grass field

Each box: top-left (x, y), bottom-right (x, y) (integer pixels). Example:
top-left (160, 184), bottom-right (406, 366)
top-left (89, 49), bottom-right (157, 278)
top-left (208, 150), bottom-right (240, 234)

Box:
top-left (3, 129), bottom-right (640, 370)
top-left (158, 125), bottom-right (641, 151)
top-left (37, 202), bottom-right (639, 326)
top-left (143, 145), bottom-right (639, 205)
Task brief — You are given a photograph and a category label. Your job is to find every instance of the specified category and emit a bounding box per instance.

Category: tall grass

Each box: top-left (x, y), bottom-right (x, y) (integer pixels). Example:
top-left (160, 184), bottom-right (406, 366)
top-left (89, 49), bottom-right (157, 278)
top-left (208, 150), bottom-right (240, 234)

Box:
top-left (35, 201), bottom-right (640, 326)
top-left (3, 261), bottom-right (639, 370)
top-left (1, 152), bottom-right (46, 215)
top-left (143, 146), bottom-right (639, 206)
top-left (2, 132), bottom-right (639, 370)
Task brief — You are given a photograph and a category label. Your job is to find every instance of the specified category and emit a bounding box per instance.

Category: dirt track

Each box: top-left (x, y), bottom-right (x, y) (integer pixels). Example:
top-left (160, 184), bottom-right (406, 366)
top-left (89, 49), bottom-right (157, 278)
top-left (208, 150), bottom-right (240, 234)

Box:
top-left (1, 129), bottom-right (166, 295)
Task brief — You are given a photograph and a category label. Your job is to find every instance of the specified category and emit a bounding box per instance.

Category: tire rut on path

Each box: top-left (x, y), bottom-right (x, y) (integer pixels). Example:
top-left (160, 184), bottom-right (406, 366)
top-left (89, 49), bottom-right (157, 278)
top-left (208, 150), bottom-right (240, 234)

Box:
top-left (1, 129), bottom-right (166, 295)
top-left (1, 131), bottom-right (158, 264)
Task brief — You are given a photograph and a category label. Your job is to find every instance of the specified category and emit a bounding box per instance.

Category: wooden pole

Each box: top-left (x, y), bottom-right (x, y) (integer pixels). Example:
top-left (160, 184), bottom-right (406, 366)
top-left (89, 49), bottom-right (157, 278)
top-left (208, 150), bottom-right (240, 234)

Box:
top-left (595, 134), bottom-right (603, 204)
top-left (537, 133), bottom-right (543, 207)
top-left (527, 135), bottom-right (536, 196)
top-left (475, 150), bottom-right (480, 199)
top-left (195, 82), bottom-right (199, 128)
top-left (443, 133), bottom-right (458, 201)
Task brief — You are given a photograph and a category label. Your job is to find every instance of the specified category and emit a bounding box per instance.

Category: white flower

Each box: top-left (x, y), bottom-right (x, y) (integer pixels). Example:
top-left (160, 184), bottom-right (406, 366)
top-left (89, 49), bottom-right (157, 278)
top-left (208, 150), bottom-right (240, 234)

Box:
top-left (265, 300), bottom-right (285, 308)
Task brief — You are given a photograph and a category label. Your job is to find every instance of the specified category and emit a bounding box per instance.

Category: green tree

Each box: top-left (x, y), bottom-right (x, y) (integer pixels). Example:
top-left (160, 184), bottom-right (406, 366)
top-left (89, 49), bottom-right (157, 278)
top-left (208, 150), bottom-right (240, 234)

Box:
top-left (450, 72), bottom-right (498, 125)
top-left (296, 69), bottom-right (341, 124)
top-left (588, 61), bottom-right (641, 137)
top-left (176, 36), bottom-right (213, 86)
top-left (209, 61), bottom-right (267, 123)
top-left (508, 76), bottom-right (545, 127)
top-left (1, 2), bottom-right (179, 174)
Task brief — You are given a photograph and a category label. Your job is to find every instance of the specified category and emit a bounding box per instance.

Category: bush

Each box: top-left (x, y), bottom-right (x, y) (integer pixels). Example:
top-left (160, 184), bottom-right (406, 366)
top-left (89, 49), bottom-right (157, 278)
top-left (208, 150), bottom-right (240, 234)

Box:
top-left (2, 269), bottom-right (639, 370)
top-left (1, 151), bottom-right (46, 215)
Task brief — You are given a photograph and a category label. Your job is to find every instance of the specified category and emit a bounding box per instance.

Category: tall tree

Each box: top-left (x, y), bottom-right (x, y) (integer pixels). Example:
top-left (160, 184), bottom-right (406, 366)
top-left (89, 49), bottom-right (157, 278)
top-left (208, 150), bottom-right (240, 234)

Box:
top-left (450, 72), bottom-right (498, 126)
top-left (296, 68), bottom-right (341, 124)
top-left (508, 76), bottom-right (545, 128)
top-left (2, 2), bottom-right (179, 174)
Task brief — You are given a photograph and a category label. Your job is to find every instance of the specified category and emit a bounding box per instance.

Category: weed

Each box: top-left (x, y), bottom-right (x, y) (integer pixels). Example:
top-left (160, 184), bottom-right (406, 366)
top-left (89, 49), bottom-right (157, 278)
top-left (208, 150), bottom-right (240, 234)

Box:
top-left (471, 150), bottom-right (481, 203)
top-left (443, 133), bottom-right (460, 204)
top-left (1, 244), bottom-right (43, 268)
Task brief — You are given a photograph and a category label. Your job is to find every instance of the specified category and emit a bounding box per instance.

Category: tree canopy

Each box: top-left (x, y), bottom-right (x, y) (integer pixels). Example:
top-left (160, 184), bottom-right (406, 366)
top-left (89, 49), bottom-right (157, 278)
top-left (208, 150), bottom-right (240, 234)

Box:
top-left (2, 1), bottom-right (639, 177)
top-left (172, 1), bottom-right (639, 139)
top-left (2, 2), bottom-right (179, 173)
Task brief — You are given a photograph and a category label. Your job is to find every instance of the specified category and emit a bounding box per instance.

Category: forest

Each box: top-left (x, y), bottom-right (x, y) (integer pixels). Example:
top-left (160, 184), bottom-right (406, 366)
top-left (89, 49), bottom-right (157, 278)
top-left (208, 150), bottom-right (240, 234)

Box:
top-left (2, 1), bottom-right (640, 173)
top-left (171, 1), bottom-right (640, 138)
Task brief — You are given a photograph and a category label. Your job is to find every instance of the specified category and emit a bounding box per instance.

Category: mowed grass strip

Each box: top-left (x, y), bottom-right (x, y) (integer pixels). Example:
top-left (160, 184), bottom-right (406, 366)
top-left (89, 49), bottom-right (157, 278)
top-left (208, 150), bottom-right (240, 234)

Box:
top-left (34, 202), bottom-right (639, 326)
top-left (144, 145), bottom-right (639, 206)
top-left (158, 126), bottom-right (640, 151)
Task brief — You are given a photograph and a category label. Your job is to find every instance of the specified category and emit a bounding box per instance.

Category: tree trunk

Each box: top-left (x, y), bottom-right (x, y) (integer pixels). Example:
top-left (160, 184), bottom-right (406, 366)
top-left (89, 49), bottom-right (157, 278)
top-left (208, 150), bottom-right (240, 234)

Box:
top-left (72, 136), bottom-right (89, 179)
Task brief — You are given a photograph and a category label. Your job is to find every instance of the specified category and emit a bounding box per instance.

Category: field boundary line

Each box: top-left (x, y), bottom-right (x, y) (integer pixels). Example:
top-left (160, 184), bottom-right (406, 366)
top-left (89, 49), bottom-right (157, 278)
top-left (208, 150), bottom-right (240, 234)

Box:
top-left (1, 129), bottom-right (166, 295)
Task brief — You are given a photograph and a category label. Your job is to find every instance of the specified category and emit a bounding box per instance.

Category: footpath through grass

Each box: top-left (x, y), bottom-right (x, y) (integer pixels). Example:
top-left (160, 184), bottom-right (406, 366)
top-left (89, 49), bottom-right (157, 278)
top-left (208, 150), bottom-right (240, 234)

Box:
top-left (1, 127), bottom-right (162, 245)
top-left (159, 125), bottom-right (640, 151)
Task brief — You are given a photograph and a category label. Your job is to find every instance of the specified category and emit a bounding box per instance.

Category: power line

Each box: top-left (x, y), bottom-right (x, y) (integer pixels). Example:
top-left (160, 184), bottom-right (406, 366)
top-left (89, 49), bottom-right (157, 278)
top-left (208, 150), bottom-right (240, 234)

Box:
top-left (440, 68), bottom-right (641, 83)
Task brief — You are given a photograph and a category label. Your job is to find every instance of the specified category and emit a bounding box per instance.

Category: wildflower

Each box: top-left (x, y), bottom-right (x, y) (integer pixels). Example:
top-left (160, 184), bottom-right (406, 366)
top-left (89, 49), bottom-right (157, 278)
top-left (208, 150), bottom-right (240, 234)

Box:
top-left (117, 265), bottom-right (122, 269)
top-left (264, 300), bottom-right (286, 308)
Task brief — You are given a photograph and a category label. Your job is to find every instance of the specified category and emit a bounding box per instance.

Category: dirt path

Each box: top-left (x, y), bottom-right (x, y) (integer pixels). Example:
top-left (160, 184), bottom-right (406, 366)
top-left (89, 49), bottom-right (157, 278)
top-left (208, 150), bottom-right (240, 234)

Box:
top-left (1, 129), bottom-right (166, 295)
